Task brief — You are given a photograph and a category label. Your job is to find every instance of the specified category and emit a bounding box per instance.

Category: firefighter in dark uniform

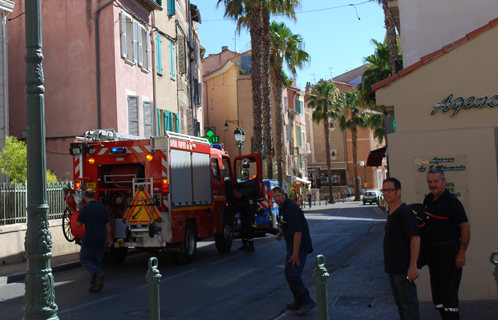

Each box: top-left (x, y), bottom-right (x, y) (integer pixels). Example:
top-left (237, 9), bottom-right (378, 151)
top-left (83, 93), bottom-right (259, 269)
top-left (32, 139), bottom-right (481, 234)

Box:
top-left (424, 168), bottom-right (470, 320)
top-left (233, 188), bottom-right (255, 252)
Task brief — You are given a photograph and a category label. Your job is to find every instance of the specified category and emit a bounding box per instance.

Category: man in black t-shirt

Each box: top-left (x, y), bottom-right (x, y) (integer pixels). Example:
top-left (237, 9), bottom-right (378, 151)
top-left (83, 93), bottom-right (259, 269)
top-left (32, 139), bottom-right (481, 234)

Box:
top-left (382, 177), bottom-right (420, 320)
top-left (77, 189), bottom-right (111, 292)
top-left (271, 187), bottom-right (315, 316)
top-left (424, 168), bottom-right (470, 320)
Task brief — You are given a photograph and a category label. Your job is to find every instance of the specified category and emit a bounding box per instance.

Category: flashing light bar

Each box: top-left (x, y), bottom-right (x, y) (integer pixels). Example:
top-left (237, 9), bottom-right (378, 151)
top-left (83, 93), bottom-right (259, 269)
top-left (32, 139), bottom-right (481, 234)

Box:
top-left (111, 147), bottom-right (127, 154)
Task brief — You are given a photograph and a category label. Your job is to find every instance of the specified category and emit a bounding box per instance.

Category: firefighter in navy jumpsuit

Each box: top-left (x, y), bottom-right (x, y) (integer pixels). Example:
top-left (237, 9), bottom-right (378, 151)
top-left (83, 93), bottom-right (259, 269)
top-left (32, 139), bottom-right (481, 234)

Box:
top-left (233, 188), bottom-right (255, 252)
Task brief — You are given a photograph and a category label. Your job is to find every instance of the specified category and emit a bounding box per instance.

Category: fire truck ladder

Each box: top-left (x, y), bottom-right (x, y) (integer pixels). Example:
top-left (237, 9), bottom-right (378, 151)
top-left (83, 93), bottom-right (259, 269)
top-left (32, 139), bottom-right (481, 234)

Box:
top-left (83, 129), bottom-right (148, 146)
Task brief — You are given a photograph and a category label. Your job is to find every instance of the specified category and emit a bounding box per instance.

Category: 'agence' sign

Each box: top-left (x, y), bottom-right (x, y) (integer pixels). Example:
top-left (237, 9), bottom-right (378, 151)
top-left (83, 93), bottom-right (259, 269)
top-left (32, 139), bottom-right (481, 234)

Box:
top-left (431, 93), bottom-right (498, 117)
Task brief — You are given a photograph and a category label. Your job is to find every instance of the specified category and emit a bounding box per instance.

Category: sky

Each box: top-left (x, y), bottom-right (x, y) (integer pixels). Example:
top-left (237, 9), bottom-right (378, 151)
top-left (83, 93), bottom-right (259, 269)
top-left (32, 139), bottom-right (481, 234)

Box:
top-left (195, 0), bottom-right (387, 89)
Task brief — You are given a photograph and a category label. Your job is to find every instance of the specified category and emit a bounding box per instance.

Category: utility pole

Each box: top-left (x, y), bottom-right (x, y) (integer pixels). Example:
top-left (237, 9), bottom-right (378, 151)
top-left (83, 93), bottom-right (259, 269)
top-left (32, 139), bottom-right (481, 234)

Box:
top-left (24, 0), bottom-right (58, 319)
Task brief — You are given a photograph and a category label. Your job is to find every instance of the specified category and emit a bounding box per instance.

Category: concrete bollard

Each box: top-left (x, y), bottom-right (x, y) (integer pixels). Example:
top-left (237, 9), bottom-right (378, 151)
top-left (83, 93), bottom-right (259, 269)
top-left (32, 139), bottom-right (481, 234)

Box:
top-left (490, 251), bottom-right (498, 297)
top-left (313, 254), bottom-right (330, 320)
top-left (146, 257), bottom-right (162, 320)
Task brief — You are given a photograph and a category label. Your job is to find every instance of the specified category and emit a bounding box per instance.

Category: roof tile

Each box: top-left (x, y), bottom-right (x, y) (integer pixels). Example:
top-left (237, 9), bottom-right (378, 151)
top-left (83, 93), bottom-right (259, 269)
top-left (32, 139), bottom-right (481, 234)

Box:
top-left (421, 49), bottom-right (445, 64)
top-left (442, 43), bottom-right (456, 53)
top-left (467, 24), bottom-right (492, 40)
top-left (371, 74), bottom-right (399, 91)
top-left (397, 60), bottom-right (424, 78)
top-left (490, 17), bottom-right (498, 27)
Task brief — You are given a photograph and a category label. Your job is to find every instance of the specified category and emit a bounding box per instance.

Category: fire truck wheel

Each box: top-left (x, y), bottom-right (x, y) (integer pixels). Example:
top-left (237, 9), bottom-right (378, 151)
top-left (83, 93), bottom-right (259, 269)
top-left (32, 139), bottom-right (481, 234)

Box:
top-left (62, 208), bottom-right (75, 242)
top-left (176, 222), bottom-right (197, 264)
top-left (104, 247), bottom-right (128, 264)
top-left (214, 216), bottom-right (233, 253)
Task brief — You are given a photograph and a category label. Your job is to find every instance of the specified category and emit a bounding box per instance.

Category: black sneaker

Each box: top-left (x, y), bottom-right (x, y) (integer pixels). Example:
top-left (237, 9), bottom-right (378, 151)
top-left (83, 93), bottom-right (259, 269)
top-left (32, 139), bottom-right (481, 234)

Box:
top-left (238, 246), bottom-right (249, 251)
top-left (94, 273), bottom-right (105, 292)
top-left (88, 286), bottom-right (98, 292)
top-left (296, 301), bottom-right (316, 316)
top-left (286, 302), bottom-right (300, 310)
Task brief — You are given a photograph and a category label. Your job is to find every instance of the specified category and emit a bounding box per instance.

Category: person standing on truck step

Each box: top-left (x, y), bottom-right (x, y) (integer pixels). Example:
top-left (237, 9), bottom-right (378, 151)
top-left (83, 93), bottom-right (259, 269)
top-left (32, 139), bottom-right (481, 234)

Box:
top-left (233, 187), bottom-right (255, 252)
top-left (271, 187), bottom-right (316, 316)
top-left (77, 189), bottom-right (112, 292)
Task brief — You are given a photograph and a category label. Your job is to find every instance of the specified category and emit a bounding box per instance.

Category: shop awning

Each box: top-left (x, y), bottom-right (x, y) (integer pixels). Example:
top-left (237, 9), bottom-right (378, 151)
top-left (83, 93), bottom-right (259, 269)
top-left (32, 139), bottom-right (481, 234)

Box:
top-left (366, 146), bottom-right (387, 167)
top-left (292, 177), bottom-right (311, 184)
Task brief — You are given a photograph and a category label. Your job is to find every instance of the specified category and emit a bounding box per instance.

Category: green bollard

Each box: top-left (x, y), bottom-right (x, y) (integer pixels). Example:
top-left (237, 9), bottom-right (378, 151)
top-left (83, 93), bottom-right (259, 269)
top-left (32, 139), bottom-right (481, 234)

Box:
top-left (313, 254), bottom-right (330, 320)
top-left (146, 257), bottom-right (162, 320)
top-left (490, 251), bottom-right (498, 297)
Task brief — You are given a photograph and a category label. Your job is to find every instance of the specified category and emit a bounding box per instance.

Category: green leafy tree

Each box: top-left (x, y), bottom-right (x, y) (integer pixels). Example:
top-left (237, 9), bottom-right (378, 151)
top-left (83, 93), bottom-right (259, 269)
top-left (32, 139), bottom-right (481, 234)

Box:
top-left (307, 80), bottom-right (341, 203)
top-left (375, 0), bottom-right (399, 74)
top-left (0, 136), bottom-right (59, 183)
top-left (270, 20), bottom-right (310, 185)
top-left (338, 90), bottom-right (370, 201)
top-left (0, 136), bottom-right (28, 183)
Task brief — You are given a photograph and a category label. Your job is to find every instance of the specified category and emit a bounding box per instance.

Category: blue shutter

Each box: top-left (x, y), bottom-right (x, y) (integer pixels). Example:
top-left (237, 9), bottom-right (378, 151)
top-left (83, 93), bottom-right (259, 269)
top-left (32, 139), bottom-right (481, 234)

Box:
top-left (167, 0), bottom-right (175, 15)
top-left (175, 113), bottom-right (179, 133)
top-left (164, 111), bottom-right (170, 131)
top-left (156, 34), bottom-right (162, 74)
top-left (169, 41), bottom-right (175, 79)
top-left (169, 112), bottom-right (174, 132)
top-left (157, 109), bottom-right (161, 136)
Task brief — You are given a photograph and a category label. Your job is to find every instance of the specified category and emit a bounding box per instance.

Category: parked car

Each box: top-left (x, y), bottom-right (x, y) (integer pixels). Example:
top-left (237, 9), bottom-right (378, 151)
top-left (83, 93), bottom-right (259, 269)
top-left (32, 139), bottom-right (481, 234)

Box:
top-left (362, 190), bottom-right (380, 205)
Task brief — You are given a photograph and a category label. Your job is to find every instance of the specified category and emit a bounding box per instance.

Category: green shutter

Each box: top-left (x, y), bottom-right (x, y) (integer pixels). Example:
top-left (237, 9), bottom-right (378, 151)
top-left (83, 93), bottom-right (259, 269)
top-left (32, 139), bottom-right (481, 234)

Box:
top-left (157, 109), bottom-right (161, 136)
top-left (164, 112), bottom-right (170, 131)
top-left (297, 125), bottom-right (302, 147)
top-left (167, 0), bottom-right (175, 15)
top-left (175, 113), bottom-right (180, 133)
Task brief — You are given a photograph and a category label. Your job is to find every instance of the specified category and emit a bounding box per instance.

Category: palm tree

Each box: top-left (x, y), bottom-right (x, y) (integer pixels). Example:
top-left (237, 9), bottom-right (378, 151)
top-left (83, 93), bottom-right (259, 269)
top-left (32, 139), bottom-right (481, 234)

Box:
top-left (338, 90), bottom-right (370, 201)
top-left (358, 39), bottom-right (391, 101)
top-left (270, 21), bottom-right (310, 186)
top-left (307, 80), bottom-right (341, 203)
top-left (375, 0), bottom-right (399, 74)
top-left (367, 112), bottom-right (386, 144)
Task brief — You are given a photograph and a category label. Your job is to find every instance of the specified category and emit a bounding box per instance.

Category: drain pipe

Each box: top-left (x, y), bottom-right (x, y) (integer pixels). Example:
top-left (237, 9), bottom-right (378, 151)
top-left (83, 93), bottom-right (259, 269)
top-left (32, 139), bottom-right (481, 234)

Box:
top-left (95, 0), bottom-right (115, 129)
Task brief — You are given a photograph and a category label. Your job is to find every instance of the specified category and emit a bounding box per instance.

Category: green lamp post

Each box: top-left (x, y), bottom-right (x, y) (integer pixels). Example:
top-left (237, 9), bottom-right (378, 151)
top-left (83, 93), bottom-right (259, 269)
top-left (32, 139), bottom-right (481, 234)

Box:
top-left (23, 0), bottom-right (59, 319)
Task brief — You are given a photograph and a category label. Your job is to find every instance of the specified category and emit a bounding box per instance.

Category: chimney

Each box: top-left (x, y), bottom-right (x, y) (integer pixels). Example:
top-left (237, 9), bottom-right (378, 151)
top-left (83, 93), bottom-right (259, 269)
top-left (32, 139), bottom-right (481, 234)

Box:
top-left (222, 46), bottom-right (228, 52)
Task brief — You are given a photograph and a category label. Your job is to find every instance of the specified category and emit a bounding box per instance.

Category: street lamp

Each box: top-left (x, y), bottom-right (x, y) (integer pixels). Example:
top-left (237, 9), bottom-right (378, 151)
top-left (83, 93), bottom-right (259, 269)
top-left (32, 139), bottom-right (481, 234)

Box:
top-left (359, 161), bottom-right (367, 190)
top-left (233, 127), bottom-right (245, 156)
top-left (224, 119), bottom-right (239, 132)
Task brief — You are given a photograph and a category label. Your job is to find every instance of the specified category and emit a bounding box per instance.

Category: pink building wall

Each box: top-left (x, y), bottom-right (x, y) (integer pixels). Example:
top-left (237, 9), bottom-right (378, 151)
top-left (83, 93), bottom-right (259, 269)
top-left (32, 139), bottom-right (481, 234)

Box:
top-left (8, 1), bottom-right (155, 179)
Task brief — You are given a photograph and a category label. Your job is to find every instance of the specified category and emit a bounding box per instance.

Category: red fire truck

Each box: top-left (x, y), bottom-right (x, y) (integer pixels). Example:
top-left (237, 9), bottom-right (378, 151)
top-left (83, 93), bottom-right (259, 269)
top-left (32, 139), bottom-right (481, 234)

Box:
top-left (63, 129), bottom-right (264, 264)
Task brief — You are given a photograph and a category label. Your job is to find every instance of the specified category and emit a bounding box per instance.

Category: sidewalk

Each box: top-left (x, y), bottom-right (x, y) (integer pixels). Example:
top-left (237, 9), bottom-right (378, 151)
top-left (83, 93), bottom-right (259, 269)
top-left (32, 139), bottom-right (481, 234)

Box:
top-left (276, 207), bottom-right (498, 320)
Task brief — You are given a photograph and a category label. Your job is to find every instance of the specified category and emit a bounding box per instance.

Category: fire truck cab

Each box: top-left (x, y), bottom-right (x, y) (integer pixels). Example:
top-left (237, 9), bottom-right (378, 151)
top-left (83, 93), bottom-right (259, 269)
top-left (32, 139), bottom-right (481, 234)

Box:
top-left (64, 129), bottom-right (261, 264)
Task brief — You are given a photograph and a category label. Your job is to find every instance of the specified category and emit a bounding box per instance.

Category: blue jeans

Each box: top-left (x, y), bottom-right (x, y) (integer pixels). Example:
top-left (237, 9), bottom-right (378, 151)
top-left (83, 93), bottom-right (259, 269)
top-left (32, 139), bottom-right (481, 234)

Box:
top-left (80, 243), bottom-right (105, 286)
top-left (285, 250), bottom-right (313, 307)
top-left (389, 273), bottom-right (420, 320)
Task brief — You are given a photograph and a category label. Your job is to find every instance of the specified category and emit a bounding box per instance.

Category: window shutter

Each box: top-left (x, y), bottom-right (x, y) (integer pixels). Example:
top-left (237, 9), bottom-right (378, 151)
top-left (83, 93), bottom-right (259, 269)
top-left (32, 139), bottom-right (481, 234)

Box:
top-left (120, 13), bottom-right (127, 59)
top-left (297, 125), bottom-right (302, 147)
top-left (144, 101), bottom-right (154, 137)
top-left (157, 109), bottom-right (161, 136)
top-left (285, 124), bottom-right (290, 141)
top-left (178, 36), bottom-right (186, 74)
top-left (146, 30), bottom-right (151, 71)
top-left (156, 34), bottom-right (162, 74)
top-left (284, 97), bottom-right (288, 113)
top-left (167, 0), bottom-right (175, 15)
top-left (164, 111), bottom-right (170, 131)
top-left (132, 21), bottom-right (138, 64)
top-left (169, 111), bottom-right (174, 132)
top-left (169, 41), bottom-right (175, 79)
top-left (138, 27), bottom-right (143, 67)
top-left (175, 112), bottom-right (180, 133)
top-left (128, 96), bottom-right (139, 136)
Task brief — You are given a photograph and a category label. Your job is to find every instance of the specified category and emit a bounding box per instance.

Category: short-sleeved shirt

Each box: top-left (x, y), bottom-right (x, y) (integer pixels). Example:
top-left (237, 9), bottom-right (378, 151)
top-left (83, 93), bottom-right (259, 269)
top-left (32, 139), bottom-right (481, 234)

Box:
top-left (383, 203), bottom-right (419, 274)
top-left (278, 198), bottom-right (312, 254)
top-left (77, 200), bottom-right (109, 248)
top-left (423, 189), bottom-right (468, 243)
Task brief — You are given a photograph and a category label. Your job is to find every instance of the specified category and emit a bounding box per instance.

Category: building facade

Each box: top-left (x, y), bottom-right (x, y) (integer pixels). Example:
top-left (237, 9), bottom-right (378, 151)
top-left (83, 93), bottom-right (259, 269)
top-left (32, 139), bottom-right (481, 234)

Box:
top-left (374, 1), bottom-right (498, 301)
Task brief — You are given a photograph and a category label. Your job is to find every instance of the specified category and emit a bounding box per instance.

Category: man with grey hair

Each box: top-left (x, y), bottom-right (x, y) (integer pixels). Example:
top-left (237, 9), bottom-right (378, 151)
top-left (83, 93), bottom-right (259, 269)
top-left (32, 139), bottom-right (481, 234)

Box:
top-left (271, 187), bottom-right (315, 316)
top-left (424, 168), bottom-right (470, 320)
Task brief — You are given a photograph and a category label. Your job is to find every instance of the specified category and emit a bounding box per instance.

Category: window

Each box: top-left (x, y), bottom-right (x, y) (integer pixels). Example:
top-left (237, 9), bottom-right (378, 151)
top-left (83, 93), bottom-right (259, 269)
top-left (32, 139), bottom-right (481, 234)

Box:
top-left (240, 54), bottom-right (251, 75)
top-left (121, 12), bottom-right (149, 70)
top-left (331, 150), bottom-right (337, 160)
top-left (157, 109), bottom-right (161, 136)
top-left (143, 101), bottom-right (154, 137)
top-left (296, 125), bottom-right (302, 147)
top-left (169, 41), bottom-right (175, 79)
top-left (284, 97), bottom-right (288, 112)
top-left (156, 34), bottom-right (162, 74)
top-left (295, 99), bottom-right (302, 114)
top-left (285, 124), bottom-right (290, 141)
top-left (211, 158), bottom-right (220, 181)
top-left (139, 26), bottom-right (151, 71)
top-left (178, 35), bottom-right (186, 74)
top-left (222, 157), bottom-right (231, 182)
top-left (128, 96), bottom-right (139, 136)
top-left (167, 0), bottom-right (175, 15)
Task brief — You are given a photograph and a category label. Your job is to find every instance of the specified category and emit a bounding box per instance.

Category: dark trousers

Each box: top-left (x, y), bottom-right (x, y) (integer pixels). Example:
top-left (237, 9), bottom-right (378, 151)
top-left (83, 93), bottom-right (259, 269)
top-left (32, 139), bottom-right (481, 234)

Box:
top-left (389, 273), bottom-right (420, 320)
top-left (285, 250), bottom-right (312, 307)
top-left (308, 199), bottom-right (312, 209)
top-left (240, 210), bottom-right (254, 240)
top-left (427, 240), bottom-right (462, 310)
top-left (80, 243), bottom-right (105, 286)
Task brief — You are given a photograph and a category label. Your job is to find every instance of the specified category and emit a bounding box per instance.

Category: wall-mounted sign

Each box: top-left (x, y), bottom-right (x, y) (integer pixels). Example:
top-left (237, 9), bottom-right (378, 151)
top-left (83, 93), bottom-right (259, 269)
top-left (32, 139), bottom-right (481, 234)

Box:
top-left (414, 155), bottom-right (467, 209)
top-left (431, 93), bottom-right (498, 117)
top-left (203, 129), bottom-right (219, 145)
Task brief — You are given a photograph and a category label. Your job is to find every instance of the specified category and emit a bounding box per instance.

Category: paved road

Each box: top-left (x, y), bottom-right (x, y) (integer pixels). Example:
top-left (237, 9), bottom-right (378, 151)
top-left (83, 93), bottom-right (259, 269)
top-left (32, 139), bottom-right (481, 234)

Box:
top-left (0, 202), bottom-right (385, 319)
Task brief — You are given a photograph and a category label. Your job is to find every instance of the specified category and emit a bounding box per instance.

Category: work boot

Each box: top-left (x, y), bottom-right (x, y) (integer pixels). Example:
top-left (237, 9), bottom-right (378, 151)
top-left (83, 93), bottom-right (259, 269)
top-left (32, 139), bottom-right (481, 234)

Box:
top-left (437, 307), bottom-right (446, 320)
top-left (296, 301), bottom-right (316, 316)
top-left (447, 311), bottom-right (460, 320)
top-left (238, 239), bottom-right (248, 251)
top-left (247, 240), bottom-right (255, 252)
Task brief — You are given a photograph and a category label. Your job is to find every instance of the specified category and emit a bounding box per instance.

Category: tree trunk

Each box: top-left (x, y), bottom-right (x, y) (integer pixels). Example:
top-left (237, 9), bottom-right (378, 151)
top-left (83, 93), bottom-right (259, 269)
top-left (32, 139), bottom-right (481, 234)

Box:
top-left (273, 71), bottom-right (284, 186)
top-left (250, 2), bottom-right (263, 154)
top-left (352, 125), bottom-right (361, 201)
top-left (262, 8), bottom-right (273, 179)
top-left (382, 0), bottom-right (399, 75)
top-left (324, 119), bottom-right (335, 203)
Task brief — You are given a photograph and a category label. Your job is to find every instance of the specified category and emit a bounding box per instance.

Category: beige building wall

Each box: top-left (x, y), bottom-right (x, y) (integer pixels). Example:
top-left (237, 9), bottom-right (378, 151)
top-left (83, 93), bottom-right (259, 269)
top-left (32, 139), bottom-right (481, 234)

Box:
top-left (375, 25), bottom-right (498, 300)
top-left (396, 0), bottom-right (498, 67)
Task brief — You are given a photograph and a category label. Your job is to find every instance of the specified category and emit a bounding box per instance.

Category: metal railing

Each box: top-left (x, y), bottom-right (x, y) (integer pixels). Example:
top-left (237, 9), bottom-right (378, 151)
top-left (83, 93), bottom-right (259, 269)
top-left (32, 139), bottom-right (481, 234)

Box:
top-left (0, 182), bottom-right (70, 225)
